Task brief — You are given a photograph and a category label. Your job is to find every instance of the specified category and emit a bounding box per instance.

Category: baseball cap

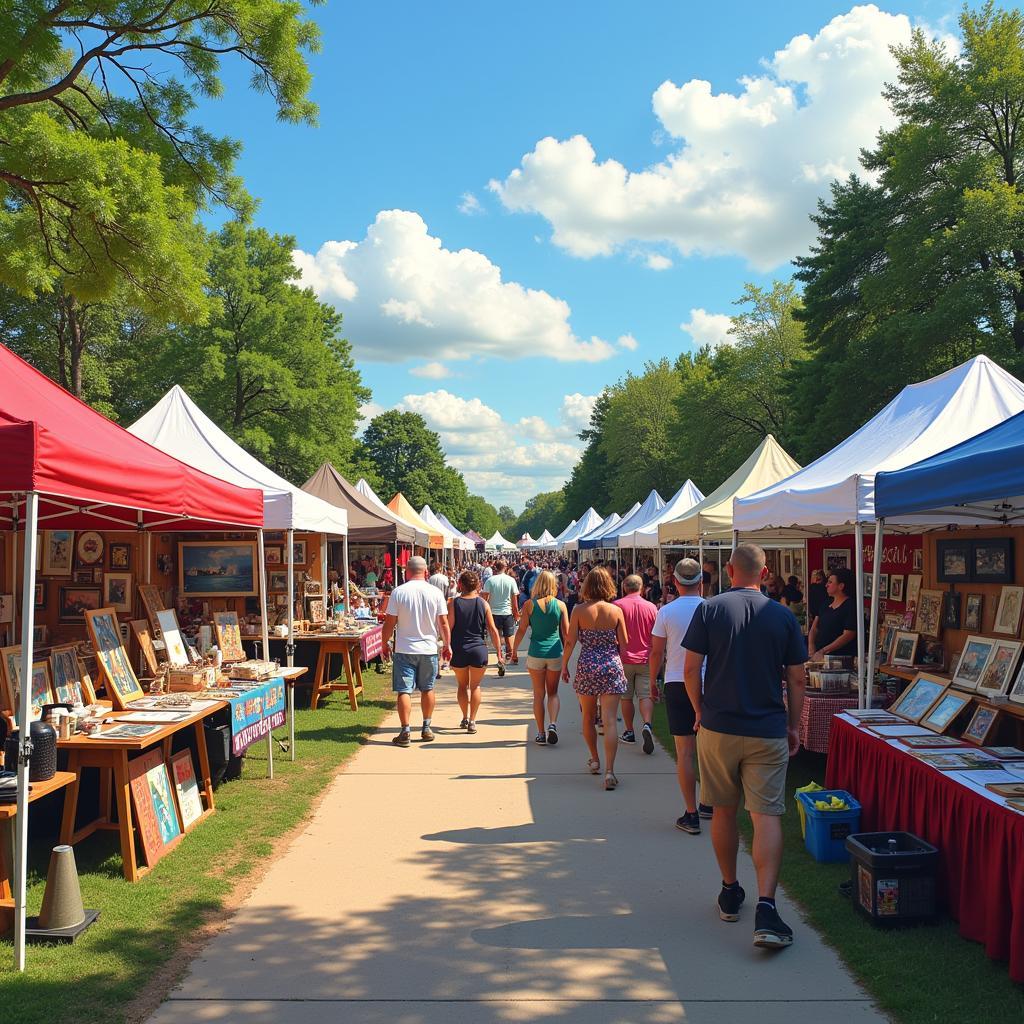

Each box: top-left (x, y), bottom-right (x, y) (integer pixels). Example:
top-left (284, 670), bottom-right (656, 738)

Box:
top-left (407, 555), bottom-right (427, 573)
top-left (673, 557), bottom-right (702, 586)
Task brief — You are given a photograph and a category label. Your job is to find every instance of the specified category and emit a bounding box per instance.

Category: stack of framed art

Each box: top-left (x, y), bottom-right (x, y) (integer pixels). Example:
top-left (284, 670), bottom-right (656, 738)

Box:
top-left (128, 747), bottom-right (207, 868)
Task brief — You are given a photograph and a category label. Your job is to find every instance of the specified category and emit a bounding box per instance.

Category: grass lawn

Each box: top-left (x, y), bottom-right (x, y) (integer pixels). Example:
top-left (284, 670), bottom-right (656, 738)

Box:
top-left (651, 703), bottom-right (1024, 1024)
top-left (0, 671), bottom-right (395, 1024)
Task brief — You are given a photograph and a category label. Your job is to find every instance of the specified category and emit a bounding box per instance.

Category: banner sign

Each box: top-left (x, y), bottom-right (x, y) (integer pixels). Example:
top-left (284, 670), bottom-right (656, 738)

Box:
top-left (226, 678), bottom-right (286, 756)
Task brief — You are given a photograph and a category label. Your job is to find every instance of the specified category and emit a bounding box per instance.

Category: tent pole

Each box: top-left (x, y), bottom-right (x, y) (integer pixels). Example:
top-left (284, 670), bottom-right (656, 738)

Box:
top-left (394, 541), bottom-right (398, 585)
top-left (866, 520), bottom-right (884, 710)
top-left (256, 529), bottom-right (283, 762)
top-left (11, 512), bottom-right (18, 644)
top-left (342, 533), bottom-right (350, 613)
top-left (854, 522), bottom-right (866, 706)
top-left (13, 492), bottom-right (38, 971)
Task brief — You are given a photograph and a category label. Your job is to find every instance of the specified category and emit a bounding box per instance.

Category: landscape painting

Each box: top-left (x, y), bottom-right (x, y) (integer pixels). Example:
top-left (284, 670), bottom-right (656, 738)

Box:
top-left (179, 541), bottom-right (257, 598)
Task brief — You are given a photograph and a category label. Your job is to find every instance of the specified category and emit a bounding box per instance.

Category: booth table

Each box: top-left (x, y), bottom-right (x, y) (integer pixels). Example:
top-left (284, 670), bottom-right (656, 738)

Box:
top-left (826, 714), bottom-right (1024, 981)
top-left (799, 693), bottom-right (892, 754)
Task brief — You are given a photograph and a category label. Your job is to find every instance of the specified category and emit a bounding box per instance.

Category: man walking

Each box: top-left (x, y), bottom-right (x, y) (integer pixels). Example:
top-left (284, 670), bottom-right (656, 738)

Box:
top-left (682, 543), bottom-right (806, 948)
top-left (614, 574), bottom-right (658, 753)
top-left (520, 557), bottom-right (539, 604)
top-left (381, 555), bottom-right (452, 747)
top-left (649, 558), bottom-right (709, 834)
top-left (428, 561), bottom-right (449, 596)
top-left (483, 559), bottom-right (519, 669)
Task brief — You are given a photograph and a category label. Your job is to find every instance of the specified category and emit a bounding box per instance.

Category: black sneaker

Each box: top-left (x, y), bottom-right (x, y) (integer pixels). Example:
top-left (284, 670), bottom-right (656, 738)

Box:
top-left (421, 725), bottom-right (435, 742)
top-left (718, 883), bottom-right (745, 922)
top-left (641, 724), bottom-right (655, 755)
top-left (698, 803), bottom-right (713, 819)
top-left (546, 724), bottom-right (559, 745)
top-left (498, 663), bottom-right (506, 677)
top-left (466, 721), bottom-right (477, 734)
top-left (621, 730), bottom-right (636, 743)
top-left (393, 731), bottom-right (411, 748)
top-left (753, 903), bottom-right (793, 948)
top-left (460, 718), bottom-right (470, 730)
top-left (675, 812), bottom-right (701, 835)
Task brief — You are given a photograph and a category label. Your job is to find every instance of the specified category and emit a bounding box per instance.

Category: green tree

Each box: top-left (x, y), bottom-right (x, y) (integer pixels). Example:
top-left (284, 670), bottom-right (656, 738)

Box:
top-left (562, 389), bottom-right (615, 514)
top-left (462, 494), bottom-right (502, 538)
top-left (507, 491), bottom-right (569, 542)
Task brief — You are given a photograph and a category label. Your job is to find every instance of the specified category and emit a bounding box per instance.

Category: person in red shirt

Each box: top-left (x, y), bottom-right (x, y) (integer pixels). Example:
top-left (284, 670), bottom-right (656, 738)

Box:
top-left (614, 574), bottom-right (659, 753)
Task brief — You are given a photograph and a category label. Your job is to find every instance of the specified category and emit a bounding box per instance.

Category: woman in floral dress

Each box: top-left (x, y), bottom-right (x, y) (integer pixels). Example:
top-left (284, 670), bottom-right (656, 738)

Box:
top-left (561, 566), bottom-right (628, 790)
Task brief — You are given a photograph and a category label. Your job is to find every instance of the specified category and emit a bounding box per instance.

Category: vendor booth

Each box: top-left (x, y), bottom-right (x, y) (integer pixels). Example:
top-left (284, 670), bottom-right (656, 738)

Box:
top-left (533, 530), bottom-right (556, 549)
top-left (435, 512), bottom-right (478, 555)
top-left (578, 506), bottom-right (638, 555)
top-left (566, 510), bottom-right (621, 553)
top-left (600, 491), bottom-right (665, 565)
top-left (484, 530), bottom-right (516, 552)
top-left (419, 505), bottom-right (467, 564)
top-left (555, 509), bottom-right (605, 554)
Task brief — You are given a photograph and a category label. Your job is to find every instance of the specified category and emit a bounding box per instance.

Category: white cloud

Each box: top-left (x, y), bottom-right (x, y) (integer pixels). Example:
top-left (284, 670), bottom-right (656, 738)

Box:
top-left (560, 392), bottom-right (598, 432)
top-left (617, 333), bottom-right (639, 351)
top-left (356, 400), bottom-right (386, 434)
top-left (409, 361), bottom-right (451, 379)
top-left (680, 308), bottom-right (734, 349)
top-left (645, 254), bottom-right (673, 271)
top-left (458, 191), bottom-right (484, 215)
top-left (491, 5), bottom-right (950, 270)
top-left (293, 210), bottom-right (617, 363)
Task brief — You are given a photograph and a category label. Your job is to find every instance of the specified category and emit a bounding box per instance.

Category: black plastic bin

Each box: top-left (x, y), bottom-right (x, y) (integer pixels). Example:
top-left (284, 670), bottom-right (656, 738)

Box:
top-left (204, 720), bottom-right (243, 784)
top-left (846, 831), bottom-right (939, 926)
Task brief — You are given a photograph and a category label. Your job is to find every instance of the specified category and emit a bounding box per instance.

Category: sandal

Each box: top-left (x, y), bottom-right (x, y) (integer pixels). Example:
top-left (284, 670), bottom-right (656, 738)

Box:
top-left (604, 772), bottom-right (619, 791)
top-left (586, 758), bottom-right (601, 775)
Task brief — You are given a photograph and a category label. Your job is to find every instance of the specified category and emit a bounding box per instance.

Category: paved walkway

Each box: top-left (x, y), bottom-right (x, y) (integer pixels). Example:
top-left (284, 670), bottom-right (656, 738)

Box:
top-left (150, 658), bottom-right (883, 1024)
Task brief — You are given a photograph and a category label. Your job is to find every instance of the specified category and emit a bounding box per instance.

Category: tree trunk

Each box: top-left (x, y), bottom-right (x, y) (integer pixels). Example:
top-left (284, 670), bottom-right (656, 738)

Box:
top-left (68, 296), bottom-right (84, 397)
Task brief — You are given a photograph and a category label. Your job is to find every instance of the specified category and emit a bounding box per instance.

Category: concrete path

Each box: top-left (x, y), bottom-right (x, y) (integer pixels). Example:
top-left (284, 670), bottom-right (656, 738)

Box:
top-left (150, 659), bottom-right (883, 1024)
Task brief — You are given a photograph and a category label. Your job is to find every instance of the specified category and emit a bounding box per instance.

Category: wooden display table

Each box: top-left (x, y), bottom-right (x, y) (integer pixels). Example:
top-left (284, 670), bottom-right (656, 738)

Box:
top-left (58, 704), bottom-right (223, 882)
top-left (298, 634), bottom-right (367, 711)
top-left (0, 771), bottom-right (76, 932)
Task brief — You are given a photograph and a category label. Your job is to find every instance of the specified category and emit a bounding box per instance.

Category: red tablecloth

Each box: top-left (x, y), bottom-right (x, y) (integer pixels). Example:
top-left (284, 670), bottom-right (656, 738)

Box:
top-left (826, 716), bottom-right (1024, 981)
top-left (799, 694), bottom-right (860, 753)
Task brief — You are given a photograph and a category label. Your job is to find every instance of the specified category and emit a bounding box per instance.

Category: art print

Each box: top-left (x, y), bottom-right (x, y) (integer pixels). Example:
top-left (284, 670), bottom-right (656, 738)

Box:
top-left (889, 575), bottom-right (904, 602)
top-left (41, 530), bottom-right (75, 575)
top-left (157, 554), bottom-right (173, 575)
top-left (914, 590), bottom-right (944, 637)
top-left (293, 540), bottom-right (307, 565)
top-left (130, 619), bottom-right (161, 676)
top-left (0, 645), bottom-right (22, 714)
top-left (58, 585), bottom-right (102, 622)
top-left (103, 572), bottom-right (133, 614)
top-left (265, 546), bottom-right (283, 565)
top-left (936, 540), bottom-right (970, 583)
top-left (890, 631), bottom-right (919, 668)
top-left (50, 645), bottom-right (87, 704)
top-left (965, 593), bottom-right (983, 632)
top-left (920, 690), bottom-right (971, 733)
top-left (823, 549), bottom-right (849, 574)
top-left (890, 674), bottom-right (948, 723)
top-left (109, 543), bottom-right (131, 570)
top-left (306, 598), bottom-right (326, 624)
top-left (179, 541), bottom-right (257, 598)
top-left (34, 582), bottom-right (46, 609)
top-left (974, 539), bottom-right (1013, 583)
top-left (899, 734), bottom-right (966, 749)
top-left (138, 584), bottom-right (165, 635)
top-left (993, 586), bottom-right (1024, 635)
top-left (30, 660), bottom-right (54, 712)
top-left (213, 611), bottom-right (246, 662)
top-left (128, 750), bottom-right (182, 867)
top-left (156, 608), bottom-right (189, 666)
top-left (85, 607), bottom-right (144, 709)
top-left (962, 705), bottom-right (999, 745)
top-left (75, 531), bottom-right (104, 568)
top-left (170, 750), bottom-right (204, 830)
top-left (269, 571), bottom-right (288, 592)
top-left (978, 640), bottom-right (1021, 697)
top-left (905, 574), bottom-right (922, 608)
top-left (942, 591), bottom-right (961, 631)
top-left (912, 549), bottom-right (923, 572)
top-left (952, 636), bottom-right (995, 692)
top-left (95, 723), bottom-right (161, 739)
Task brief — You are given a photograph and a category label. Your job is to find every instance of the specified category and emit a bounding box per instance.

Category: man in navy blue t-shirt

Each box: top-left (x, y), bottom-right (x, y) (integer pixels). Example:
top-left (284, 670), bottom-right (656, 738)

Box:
top-left (683, 543), bottom-right (806, 951)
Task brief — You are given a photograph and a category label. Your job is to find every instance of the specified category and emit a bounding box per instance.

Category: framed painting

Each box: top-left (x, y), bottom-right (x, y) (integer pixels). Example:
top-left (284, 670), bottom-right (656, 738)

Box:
top-left (914, 590), bottom-right (944, 638)
top-left (889, 575), bottom-right (905, 602)
top-left (30, 660), bottom-right (54, 711)
top-left (50, 645), bottom-right (94, 705)
top-left (965, 593), bottom-right (984, 631)
top-left (1010, 660), bottom-right (1024, 705)
top-left (109, 543), bottom-right (132, 570)
top-left (84, 607), bottom-right (144, 709)
top-left (58, 585), bottom-right (102, 622)
top-left (268, 570), bottom-right (288, 592)
top-left (919, 690), bottom-right (972, 734)
top-left (103, 572), bottom-right (132, 614)
top-left (34, 582), bottom-right (46, 609)
top-left (936, 540), bottom-right (971, 583)
top-left (973, 538), bottom-right (1014, 583)
top-left (952, 636), bottom-right (995, 692)
top-left (265, 546), bottom-right (283, 565)
top-left (890, 673), bottom-right (949, 723)
top-left (156, 553), bottom-right (173, 575)
top-left (962, 705), bottom-right (1000, 746)
top-left (822, 549), bottom-right (849, 574)
top-left (993, 586), bottom-right (1024, 636)
top-left (905, 574), bottom-right (922, 609)
top-left (138, 584), bottom-right (165, 635)
top-left (878, 574), bottom-right (889, 600)
top-left (179, 541), bottom-right (257, 598)
top-left (292, 540), bottom-right (307, 565)
top-left (978, 639), bottom-right (1022, 697)
top-left (32, 624), bottom-right (46, 646)
top-left (0, 645), bottom-right (21, 714)
top-left (942, 591), bottom-right (961, 631)
top-left (156, 608), bottom-right (190, 666)
top-left (913, 548), bottom-right (923, 572)
top-left (128, 750), bottom-right (183, 867)
top-left (170, 750), bottom-right (205, 831)
top-left (890, 631), bottom-right (919, 667)
top-left (213, 611), bottom-right (246, 663)
top-left (41, 530), bottom-right (75, 575)
top-left (75, 531), bottom-right (104, 569)
top-left (130, 619), bottom-right (161, 676)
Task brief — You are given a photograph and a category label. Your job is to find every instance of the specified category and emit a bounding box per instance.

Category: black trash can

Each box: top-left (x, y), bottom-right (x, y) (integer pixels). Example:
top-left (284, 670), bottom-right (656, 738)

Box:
top-left (846, 831), bottom-right (939, 925)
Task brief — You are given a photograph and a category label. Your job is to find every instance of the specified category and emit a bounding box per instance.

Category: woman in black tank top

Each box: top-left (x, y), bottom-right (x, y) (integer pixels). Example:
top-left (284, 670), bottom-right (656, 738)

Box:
top-left (447, 570), bottom-right (503, 733)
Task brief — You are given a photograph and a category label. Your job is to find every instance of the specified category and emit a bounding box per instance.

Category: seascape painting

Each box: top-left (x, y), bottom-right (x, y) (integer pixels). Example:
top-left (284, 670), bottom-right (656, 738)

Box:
top-left (179, 541), bottom-right (257, 598)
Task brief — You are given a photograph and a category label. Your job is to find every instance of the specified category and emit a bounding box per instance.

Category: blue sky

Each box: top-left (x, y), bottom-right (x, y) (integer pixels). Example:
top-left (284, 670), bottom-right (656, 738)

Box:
top-left (195, 0), bottom-right (960, 511)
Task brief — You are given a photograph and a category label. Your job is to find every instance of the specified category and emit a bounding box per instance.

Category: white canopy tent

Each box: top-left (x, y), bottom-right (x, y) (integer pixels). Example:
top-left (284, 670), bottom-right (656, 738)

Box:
top-left (556, 508), bottom-right (605, 551)
top-left (485, 530), bottom-right (516, 551)
top-left (539, 521), bottom-right (576, 550)
top-left (354, 478), bottom-right (429, 548)
top-left (568, 511), bottom-right (622, 552)
top-left (419, 504), bottom-right (463, 563)
top-left (619, 480), bottom-right (704, 549)
top-left (435, 511), bottom-right (478, 552)
top-left (578, 504), bottom-right (640, 553)
top-left (535, 529), bottom-right (556, 547)
top-left (517, 533), bottom-right (536, 548)
top-left (602, 490), bottom-right (665, 548)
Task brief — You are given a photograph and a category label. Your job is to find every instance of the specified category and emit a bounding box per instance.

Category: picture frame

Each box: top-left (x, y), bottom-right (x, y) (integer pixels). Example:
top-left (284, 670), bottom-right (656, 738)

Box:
top-left (973, 538), bottom-right (1014, 584)
top-left (0, 645), bottom-right (22, 714)
top-left (73, 570), bottom-right (94, 584)
top-left (965, 593), bottom-right (984, 632)
top-left (213, 611), bottom-right (246, 663)
top-left (58, 585), bottom-right (102, 622)
top-left (75, 530), bottom-right (104, 568)
top-left (0, 595), bottom-right (11, 625)
top-left (879, 574), bottom-right (889, 600)
top-left (993, 586), bottom-right (1024, 636)
top-left (130, 619), bottom-right (161, 676)
top-left (109, 542), bottom-right (132, 570)
top-left (269, 570), bottom-right (288, 592)
top-left (179, 541), bottom-right (257, 598)
top-left (30, 660), bottom-right (54, 711)
top-left (1009, 661), bottom-right (1024, 705)
top-left (265, 546), bottom-right (283, 565)
top-left (822, 548), bottom-right (849, 574)
top-left (103, 572), bottom-right (133, 614)
top-left (913, 548), bottom-right (923, 572)
top-left (50, 645), bottom-right (94, 705)
top-left (890, 673), bottom-right (949, 723)
top-left (292, 540), bottom-right (307, 565)
top-left (138, 584), bottom-right (165, 636)
top-left (905, 574), bottom-right (922, 609)
top-left (942, 591), bottom-right (961, 631)
top-left (880, 624), bottom-right (899, 664)
top-left (84, 607), bottom-right (145, 709)
top-left (919, 689), bottom-right (972, 734)
top-left (936, 540), bottom-right (971, 583)
top-left (914, 590), bottom-right (944, 638)
top-left (890, 631), bottom-right (919, 667)
top-left (156, 608), bottom-right (189, 666)
top-left (32, 624), bottom-right (47, 647)
top-left (306, 598), bottom-right (326, 625)
top-left (952, 635), bottom-right (996, 692)
top-left (34, 582), bottom-right (46, 609)
top-left (978, 639), bottom-right (1022, 697)
top-left (41, 530), bottom-right (75, 575)
top-left (889, 575), bottom-right (905, 602)
top-left (962, 705), bottom-right (1000, 746)
top-left (170, 750), bottom-right (204, 831)
top-left (128, 749), bottom-right (183, 867)
top-left (156, 553), bottom-right (173, 575)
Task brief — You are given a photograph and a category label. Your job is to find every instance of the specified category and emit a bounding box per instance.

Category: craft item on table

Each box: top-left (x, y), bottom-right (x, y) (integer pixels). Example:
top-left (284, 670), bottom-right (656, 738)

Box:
top-left (911, 750), bottom-right (1002, 770)
top-left (890, 673), bottom-right (948, 722)
top-left (212, 611), bottom-right (246, 663)
top-left (865, 723), bottom-right (933, 737)
top-left (962, 705), bottom-right (1001, 745)
top-left (156, 608), bottom-right (189, 666)
top-left (952, 636), bottom-right (995, 692)
top-left (1006, 800), bottom-right (1024, 814)
top-left (49, 644), bottom-right (94, 705)
top-left (128, 749), bottom-right (182, 867)
top-left (85, 607), bottom-right (145, 709)
top-left (983, 746), bottom-right (1024, 760)
top-left (965, 593), bottom-right (984, 631)
top-left (846, 709), bottom-right (899, 721)
top-left (914, 590), bottom-right (944, 637)
top-left (919, 689), bottom-right (972, 734)
top-left (978, 639), bottom-right (1022, 697)
top-left (985, 781), bottom-right (1024, 797)
top-left (899, 734), bottom-right (967, 749)
top-left (91, 723), bottom-right (162, 739)
top-left (228, 659), bottom-right (276, 681)
top-left (170, 750), bottom-right (204, 830)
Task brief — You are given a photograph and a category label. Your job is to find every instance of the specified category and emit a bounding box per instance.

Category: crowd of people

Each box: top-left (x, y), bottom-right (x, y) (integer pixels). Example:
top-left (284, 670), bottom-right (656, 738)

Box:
top-left (380, 543), bottom-right (810, 952)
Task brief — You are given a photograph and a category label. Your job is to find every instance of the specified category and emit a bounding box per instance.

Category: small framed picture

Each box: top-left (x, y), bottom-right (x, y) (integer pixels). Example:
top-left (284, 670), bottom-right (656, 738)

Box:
top-left (34, 582), bottom-right (46, 609)
top-left (936, 540), bottom-right (971, 583)
top-left (889, 575), bottom-right (904, 602)
top-left (905, 574), bottom-right (922, 608)
top-left (915, 590), bottom-right (944, 638)
top-left (993, 585), bottom-right (1024, 636)
top-left (75, 530), bottom-right (104, 568)
top-left (973, 538), bottom-right (1014, 583)
top-left (109, 543), bottom-right (131, 570)
top-left (964, 593), bottom-right (983, 631)
top-left (823, 548), bottom-right (849, 574)
top-left (978, 639), bottom-right (1022, 697)
top-left (942, 591), bottom-right (961, 631)
top-left (919, 689), bottom-right (972, 734)
top-left (269, 570), bottom-right (288, 592)
top-left (58, 585), bottom-right (103, 622)
top-left (156, 553), bottom-right (173, 575)
top-left (890, 673), bottom-right (948, 723)
top-left (103, 572), bottom-right (133, 614)
top-left (265, 546), bottom-right (283, 565)
top-left (952, 635), bottom-right (995, 692)
top-left (962, 705), bottom-right (1000, 746)
top-left (913, 549), bottom-right (923, 572)
top-left (891, 631), bottom-right (919, 667)
top-left (879, 574), bottom-right (889, 600)
top-left (293, 540), bottom-right (307, 565)
top-left (41, 530), bottom-right (75, 576)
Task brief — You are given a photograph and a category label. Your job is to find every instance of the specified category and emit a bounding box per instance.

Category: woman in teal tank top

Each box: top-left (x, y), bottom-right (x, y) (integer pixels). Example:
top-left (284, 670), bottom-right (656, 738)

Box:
top-left (512, 571), bottom-right (569, 745)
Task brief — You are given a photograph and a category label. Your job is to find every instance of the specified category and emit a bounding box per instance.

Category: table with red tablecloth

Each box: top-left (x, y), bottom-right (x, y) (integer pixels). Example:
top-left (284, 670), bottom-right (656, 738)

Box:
top-left (799, 693), bottom-right (892, 753)
top-left (826, 714), bottom-right (1024, 981)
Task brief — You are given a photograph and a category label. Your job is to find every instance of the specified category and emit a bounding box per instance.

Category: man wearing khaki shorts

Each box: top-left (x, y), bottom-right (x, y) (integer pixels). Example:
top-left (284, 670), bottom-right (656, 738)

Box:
top-left (682, 543), bottom-right (806, 950)
top-left (613, 575), bottom-right (658, 753)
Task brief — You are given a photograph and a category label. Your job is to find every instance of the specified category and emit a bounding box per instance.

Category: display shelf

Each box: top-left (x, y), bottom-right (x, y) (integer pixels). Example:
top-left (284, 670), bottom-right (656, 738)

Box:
top-left (878, 663), bottom-right (951, 683)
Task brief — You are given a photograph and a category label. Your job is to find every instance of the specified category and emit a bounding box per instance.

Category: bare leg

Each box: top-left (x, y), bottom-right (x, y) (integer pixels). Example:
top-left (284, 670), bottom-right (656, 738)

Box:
top-left (528, 667), bottom-right (547, 733)
top-left (638, 696), bottom-right (654, 729)
top-left (621, 697), bottom-right (635, 733)
top-left (750, 812), bottom-right (784, 899)
top-left (468, 666), bottom-right (486, 721)
top-left (600, 693), bottom-right (621, 774)
top-left (453, 668), bottom-right (470, 720)
top-left (710, 804), bottom-right (740, 885)
top-left (673, 734), bottom-right (698, 813)
top-left (420, 688), bottom-right (436, 724)
top-left (579, 694), bottom-right (599, 764)
top-left (545, 671), bottom-right (561, 725)
top-left (397, 692), bottom-right (412, 728)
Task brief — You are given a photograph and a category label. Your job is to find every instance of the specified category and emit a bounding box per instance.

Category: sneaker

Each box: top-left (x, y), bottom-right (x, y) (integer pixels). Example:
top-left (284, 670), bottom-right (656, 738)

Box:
top-left (641, 724), bottom-right (655, 755)
top-left (466, 721), bottom-right (477, 734)
top-left (718, 883), bottom-right (746, 922)
top-left (421, 725), bottom-right (435, 742)
top-left (460, 718), bottom-right (470, 730)
top-left (753, 903), bottom-right (793, 948)
top-left (392, 731), bottom-right (411, 748)
top-left (675, 812), bottom-right (701, 835)
top-left (698, 803), bottom-right (714, 819)
top-left (547, 724), bottom-right (559, 746)
top-left (498, 663), bottom-right (506, 677)
top-left (621, 730), bottom-right (636, 744)
top-left (535, 732), bottom-right (547, 744)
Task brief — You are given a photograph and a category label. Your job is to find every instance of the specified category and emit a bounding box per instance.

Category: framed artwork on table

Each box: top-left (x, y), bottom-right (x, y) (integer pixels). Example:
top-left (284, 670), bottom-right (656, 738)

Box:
top-left (306, 598), bottom-right (326, 625)
top-left (891, 673), bottom-right (949, 723)
top-left (30, 661), bottom-right (54, 712)
top-left (965, 593), bottom-right (984, 631)
top-left (84, 607), bottom-right (145, 709)
top-left (128, 750), bottom-right (183, 867)
top-left (936, 540), bottom-right (971, 583)
top-left (50, 645), bottom-right (94, 705)
top-left (138, 584), bottom-right (165, 636)
top-left (823, 549), bottom-right (849, 573)
top-left (993, 586), bottom-right (1024, 636)
top-left (891, 631), bottom-right (919, 667)
top-left (973, 539), bottom-right (1014, 583)
top-left (292, 540), bottom-right (307, 565)
top-left (41, 530), bottom-right (75, 575)
top-left (942, 591), bottom-right (961, 631)
top-left (962, 705), bottom-right (1000, 745)
top-left (170, 750), bottom-right (204, 831)
top-left (58, 585), bottom-right (102, 622)
top-left (879, 574), bottom-right (889, 600)
top-left (109, 543), bottom-right (132, 570)
top-left (977, 639), bottom-right (1022, 697)
top-left (889, 575), bottom-right (905, 602)
top-left (156, 608), bottom-right (189, 666)
top-left (75, 531), bottom-right (104, 568)
top-left (179, 541), bottom-right (257, 598)
top-left (213, 611), bottom-right (246, 662)
top-left (265, 546), bottom-right (283, 565)
top-left (920, 689), bottom-right (972, 734)
top-left (952, 636), bottom-right (996, 692)
top-left (880, 625), bottom-right (899, 664)
top-left (130, 619), bottom-right (161, 676)
top-left (905, 574), bottom-right (922, 608)
top-left (914, 590), bottom-right (944, 637)
top-left (103, 572), bottom-right (133, 614)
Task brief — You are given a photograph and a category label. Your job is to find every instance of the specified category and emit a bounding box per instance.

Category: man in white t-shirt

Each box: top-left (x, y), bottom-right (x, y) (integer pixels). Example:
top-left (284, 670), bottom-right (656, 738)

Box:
top-left (428, 562), bottom-right (449, 596)
top-left (382, 555), bottom-right (451, 747)
top-left (649, 557), bottom-right (708, 835)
